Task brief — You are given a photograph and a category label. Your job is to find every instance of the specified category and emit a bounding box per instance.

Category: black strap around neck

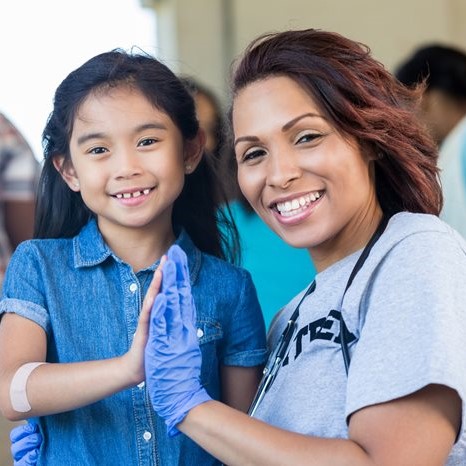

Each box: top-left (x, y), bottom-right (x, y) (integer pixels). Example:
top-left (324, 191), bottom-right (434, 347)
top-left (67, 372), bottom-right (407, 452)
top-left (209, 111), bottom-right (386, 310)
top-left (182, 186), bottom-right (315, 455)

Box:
top-left (340, 214), bottom-right (390, 373)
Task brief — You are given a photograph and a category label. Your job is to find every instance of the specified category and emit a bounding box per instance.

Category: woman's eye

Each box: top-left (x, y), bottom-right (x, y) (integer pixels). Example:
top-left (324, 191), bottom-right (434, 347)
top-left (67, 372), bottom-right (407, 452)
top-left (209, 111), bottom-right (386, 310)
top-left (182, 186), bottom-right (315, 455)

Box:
top-left (296, 132), bottom-right (321, 144)
top-left (242, 148), bottom-right (266, 162)
top-left (138, 137), bottom-right (158, 147)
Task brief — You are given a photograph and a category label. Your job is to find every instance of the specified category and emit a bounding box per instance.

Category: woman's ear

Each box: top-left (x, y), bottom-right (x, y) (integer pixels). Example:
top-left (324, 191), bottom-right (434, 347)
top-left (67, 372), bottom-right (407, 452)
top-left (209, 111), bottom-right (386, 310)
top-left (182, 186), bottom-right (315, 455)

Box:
top-left (53, 156), bottom-right (80, 192)
top-left (183, 129), bottom-right (206, 174)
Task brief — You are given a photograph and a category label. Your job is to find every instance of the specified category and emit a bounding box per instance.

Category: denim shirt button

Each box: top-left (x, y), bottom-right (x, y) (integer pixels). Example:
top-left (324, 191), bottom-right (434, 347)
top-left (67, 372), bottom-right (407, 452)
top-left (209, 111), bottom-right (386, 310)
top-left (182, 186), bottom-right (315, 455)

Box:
top-left (137, 381), bottom-right (145, 389)
top-left (196, 328), bottom-right (204, 338)
top-left (143, 431), bottom-right (152, 441)
top-left (129, 283), bottom-right (138, 293)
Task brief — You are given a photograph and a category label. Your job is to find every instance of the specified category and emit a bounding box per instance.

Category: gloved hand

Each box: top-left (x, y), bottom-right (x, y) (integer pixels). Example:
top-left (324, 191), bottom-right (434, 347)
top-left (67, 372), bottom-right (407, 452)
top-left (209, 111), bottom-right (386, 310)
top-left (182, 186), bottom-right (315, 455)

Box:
top-left (10, 421), bottom-right (42, 466)
top-left (145, 245), bottom-right (211, 436)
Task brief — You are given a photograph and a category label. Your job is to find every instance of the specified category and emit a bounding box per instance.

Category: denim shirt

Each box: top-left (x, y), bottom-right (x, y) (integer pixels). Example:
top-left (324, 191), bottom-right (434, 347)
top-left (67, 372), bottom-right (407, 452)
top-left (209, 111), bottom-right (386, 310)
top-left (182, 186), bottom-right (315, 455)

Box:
top-left (0, 219), bottom-right (267, 466)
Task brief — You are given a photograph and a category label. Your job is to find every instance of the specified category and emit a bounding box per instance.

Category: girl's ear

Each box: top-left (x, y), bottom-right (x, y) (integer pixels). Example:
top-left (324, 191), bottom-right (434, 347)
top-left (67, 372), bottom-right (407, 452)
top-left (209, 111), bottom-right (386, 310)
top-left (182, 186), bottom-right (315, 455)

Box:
top-left (53, 156), bottom-right (80, 192)
top-left (183, 129), bottom-right (206, 174)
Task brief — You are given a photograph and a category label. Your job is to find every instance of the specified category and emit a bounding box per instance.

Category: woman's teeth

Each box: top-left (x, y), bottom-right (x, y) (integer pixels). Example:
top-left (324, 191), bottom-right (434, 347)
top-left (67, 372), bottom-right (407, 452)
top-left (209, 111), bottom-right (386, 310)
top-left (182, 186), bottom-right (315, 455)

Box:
top-left (276, 192), bottom-right (321, 217)
top-left (115, 188), bottom-right (151, 199)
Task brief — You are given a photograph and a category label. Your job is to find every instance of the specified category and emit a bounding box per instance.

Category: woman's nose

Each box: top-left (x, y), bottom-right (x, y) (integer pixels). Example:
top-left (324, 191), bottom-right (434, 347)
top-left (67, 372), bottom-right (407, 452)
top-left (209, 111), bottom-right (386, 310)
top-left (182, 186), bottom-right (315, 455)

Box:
top-left (266, 152), bottom-right (301, 189)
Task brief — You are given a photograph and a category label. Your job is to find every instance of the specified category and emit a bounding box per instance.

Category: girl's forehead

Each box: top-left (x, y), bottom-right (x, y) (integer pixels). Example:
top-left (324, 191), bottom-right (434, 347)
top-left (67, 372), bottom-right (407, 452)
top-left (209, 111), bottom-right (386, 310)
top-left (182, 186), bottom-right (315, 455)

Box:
top-left (75, 85), bottom-right (165, 122)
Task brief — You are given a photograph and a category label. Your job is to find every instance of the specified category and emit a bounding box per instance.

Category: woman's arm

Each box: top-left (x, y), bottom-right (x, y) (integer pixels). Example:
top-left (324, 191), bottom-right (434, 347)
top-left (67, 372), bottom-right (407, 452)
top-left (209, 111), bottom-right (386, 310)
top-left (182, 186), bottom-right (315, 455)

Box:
top-left (0, 264), bottom-right (163, 421)
top-left (146, 248), bottom-right (461, 465)
top-left (220, 365), bottom-right (262, 412)
top-left (179, 383), bottom-right (460, 466)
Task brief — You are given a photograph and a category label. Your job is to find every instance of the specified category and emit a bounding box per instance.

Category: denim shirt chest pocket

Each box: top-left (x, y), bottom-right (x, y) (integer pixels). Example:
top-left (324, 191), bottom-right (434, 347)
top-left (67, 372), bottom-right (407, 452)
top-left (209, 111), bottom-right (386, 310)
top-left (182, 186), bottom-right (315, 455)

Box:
top-left (196, 317), bottom-right (223, 396)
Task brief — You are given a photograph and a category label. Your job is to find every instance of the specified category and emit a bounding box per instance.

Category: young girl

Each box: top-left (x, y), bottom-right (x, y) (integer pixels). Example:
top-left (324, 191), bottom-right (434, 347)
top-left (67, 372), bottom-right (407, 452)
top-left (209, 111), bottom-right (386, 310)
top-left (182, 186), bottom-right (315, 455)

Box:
top-left (140, 29), bottom-right (466, 465)
top-left (0, 49), bottom-right (267, 465)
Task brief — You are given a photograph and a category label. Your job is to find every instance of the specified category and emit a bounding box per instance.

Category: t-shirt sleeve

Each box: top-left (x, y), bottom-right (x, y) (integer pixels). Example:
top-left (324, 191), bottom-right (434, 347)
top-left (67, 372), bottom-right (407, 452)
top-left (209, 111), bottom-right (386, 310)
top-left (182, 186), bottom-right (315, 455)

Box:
top-left (346, 230), bottom-right (466, 427)
top-left (0, 241), bottom-right (50, 333)
top-left (220, 269), bottom-right (268, 367)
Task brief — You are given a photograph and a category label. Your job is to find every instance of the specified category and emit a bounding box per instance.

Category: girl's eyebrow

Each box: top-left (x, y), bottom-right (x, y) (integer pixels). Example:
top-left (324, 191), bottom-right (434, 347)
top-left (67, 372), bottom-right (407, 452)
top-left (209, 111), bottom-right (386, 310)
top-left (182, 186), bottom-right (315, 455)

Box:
top-left (77, 132), bottom-right (106, 146)
top-left (136, 122), bottom-right (168, 133)
top-left (76, 122), bottom-right (168, 146)
top-left (234, 112), bottom-right (325, 147)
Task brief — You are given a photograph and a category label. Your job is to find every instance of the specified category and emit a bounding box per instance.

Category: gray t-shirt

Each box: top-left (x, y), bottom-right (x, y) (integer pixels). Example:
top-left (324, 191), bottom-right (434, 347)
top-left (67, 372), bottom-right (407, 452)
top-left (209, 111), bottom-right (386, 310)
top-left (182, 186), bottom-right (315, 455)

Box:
top-left (255, 212), bottom-right (466, 464)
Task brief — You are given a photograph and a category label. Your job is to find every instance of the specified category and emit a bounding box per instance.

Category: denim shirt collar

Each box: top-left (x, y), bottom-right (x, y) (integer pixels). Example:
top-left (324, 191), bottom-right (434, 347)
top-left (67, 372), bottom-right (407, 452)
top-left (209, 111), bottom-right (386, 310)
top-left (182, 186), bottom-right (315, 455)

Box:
top-left (72, 219), bottom-right (202, 284)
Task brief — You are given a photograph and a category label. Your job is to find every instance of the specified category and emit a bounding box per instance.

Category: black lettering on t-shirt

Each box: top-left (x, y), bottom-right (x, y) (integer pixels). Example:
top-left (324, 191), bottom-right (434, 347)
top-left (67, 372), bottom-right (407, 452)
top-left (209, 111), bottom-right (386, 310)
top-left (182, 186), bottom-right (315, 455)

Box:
top-left (281, 309), bottom-right (357, 367)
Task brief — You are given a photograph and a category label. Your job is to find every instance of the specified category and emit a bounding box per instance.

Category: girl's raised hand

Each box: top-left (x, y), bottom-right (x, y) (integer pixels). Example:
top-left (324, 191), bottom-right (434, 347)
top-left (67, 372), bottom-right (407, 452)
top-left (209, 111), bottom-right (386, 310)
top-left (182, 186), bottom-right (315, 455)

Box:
top-left (121, 256), bottom-right (166, 386)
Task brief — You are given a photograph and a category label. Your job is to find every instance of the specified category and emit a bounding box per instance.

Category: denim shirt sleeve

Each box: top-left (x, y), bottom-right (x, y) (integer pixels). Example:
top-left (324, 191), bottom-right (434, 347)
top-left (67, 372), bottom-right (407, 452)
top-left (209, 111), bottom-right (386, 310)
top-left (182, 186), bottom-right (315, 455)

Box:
top-left (0, 241), bottom-right (51, 333)
top-left (220, 269), bottom-right (268, 366)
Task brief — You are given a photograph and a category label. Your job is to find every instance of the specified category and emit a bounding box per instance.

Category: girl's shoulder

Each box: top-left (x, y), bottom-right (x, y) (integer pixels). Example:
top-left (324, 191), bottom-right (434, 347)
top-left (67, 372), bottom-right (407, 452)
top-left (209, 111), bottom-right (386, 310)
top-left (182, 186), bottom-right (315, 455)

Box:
top-left (14, 237), bottom-right (74, 257)
top-left (179, 230), bottom-right (254, 285)
top-left (198, 250), bottom-right (253, 283)
top-left (4, 238), bottom-right (76, 292)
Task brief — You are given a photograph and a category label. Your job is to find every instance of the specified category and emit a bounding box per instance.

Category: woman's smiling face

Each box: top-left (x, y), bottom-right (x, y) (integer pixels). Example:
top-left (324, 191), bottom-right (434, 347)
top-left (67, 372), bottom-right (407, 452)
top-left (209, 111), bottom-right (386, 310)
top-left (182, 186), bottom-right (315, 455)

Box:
top-left (232, 76), bottom-right (382, 269)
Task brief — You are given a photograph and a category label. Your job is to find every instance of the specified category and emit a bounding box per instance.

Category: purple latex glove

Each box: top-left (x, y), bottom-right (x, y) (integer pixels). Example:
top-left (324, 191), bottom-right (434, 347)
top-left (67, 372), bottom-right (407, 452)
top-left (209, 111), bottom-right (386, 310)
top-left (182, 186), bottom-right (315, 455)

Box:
top-left (10, 421), bottom-right (42, 465)
top-left (145, 245), bottom-right (211, 436)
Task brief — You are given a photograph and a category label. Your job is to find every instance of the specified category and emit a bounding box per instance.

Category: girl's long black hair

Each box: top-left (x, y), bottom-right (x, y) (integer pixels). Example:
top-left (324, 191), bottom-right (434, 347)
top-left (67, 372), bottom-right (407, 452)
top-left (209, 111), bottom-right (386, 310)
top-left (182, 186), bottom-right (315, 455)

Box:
top-left (35, 49), bottom-right (239, 263)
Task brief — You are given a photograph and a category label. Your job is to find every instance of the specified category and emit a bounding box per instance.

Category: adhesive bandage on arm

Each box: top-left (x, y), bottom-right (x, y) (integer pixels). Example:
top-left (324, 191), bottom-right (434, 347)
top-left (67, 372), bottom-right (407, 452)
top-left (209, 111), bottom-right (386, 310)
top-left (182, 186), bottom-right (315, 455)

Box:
top-left (9, 362), bottom-right (46, 412)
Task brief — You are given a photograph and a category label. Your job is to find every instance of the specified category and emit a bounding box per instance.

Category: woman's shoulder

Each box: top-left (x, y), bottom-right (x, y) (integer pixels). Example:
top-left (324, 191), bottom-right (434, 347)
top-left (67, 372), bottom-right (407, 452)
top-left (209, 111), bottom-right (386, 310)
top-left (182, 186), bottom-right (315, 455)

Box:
top-left (362, 212), bottom-right (466, 289)
top-left (384, 212), bottom-right (465, 251)
top-left (389, 211), bottom-right (450, 232)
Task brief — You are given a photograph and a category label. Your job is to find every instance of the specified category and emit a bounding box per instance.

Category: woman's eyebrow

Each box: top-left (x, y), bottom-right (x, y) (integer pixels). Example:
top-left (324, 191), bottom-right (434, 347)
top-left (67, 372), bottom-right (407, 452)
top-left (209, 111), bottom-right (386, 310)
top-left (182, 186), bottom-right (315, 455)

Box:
top-left (234, 135), bottom-right (260, 147)
top-left (234, 113), bottom-right (326, 147)
top-left (282, 112), bottom-right (325, 132)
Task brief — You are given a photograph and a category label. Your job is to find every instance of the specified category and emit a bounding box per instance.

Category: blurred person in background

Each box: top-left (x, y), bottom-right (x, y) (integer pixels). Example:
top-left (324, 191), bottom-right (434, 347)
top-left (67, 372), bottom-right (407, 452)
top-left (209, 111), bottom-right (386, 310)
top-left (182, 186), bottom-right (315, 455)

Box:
top-left (181, 77), bottom-right (225, 162)
top-left (396, 45), bottom-right (466, 237)
top-left (0, 111), bottom-right (39, 465)
top-left (0, 111), bottom-right (39, 287)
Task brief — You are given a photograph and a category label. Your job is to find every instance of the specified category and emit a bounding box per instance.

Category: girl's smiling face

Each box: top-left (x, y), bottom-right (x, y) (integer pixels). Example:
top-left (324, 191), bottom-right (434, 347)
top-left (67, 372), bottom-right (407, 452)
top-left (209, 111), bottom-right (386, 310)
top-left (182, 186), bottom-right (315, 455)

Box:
top-left (57, 85), bottom-right (200, 243)
top-left (233, 76), bottom-right (382, 270)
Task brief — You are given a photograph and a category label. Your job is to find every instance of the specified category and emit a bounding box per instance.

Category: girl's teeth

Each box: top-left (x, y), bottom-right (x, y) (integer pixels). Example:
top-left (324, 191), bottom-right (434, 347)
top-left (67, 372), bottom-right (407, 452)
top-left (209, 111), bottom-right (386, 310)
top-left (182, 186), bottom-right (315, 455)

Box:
top-left (115, 189), bottom-right (151, 199)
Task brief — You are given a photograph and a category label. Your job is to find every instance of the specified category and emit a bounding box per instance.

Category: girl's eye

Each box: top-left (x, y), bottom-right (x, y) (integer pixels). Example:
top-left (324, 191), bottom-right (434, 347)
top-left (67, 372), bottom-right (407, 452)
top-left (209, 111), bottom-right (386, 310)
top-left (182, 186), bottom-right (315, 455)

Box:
top-left (138, 137), bottom-right (158, 147)
top-left (296, 132), bottom-right (322, 144)
top-left (89, 146), bottom-right (108, 155)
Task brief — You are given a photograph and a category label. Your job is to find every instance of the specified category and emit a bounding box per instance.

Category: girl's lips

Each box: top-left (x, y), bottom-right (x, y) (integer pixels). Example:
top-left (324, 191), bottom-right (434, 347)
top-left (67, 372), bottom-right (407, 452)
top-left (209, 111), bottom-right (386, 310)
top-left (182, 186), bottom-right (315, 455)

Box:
top-left (112, 187), bottom-right (154, 199)
top-left (111, 187), bottom-right (154, 206)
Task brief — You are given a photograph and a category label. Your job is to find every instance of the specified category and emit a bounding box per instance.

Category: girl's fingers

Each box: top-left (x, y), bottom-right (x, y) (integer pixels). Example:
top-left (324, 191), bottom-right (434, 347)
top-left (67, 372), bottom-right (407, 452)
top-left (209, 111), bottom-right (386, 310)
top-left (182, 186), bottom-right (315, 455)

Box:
top-left (141, 256), bottom-right (167, 317)
top-left (137, 256), bottom-right (167, 335)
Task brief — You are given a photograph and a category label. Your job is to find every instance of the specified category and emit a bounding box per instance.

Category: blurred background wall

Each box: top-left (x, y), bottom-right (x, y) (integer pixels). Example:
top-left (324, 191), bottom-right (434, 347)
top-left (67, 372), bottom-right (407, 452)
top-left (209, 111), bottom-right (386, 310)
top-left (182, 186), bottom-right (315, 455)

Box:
top-left (149, 0), bottom-right (466, 107)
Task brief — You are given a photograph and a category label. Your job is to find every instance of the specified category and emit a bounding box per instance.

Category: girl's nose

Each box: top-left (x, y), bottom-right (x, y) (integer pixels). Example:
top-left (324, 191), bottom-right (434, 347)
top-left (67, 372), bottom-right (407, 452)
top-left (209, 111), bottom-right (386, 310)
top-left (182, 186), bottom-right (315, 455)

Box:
top-left (114, 149), bottom-right (143, 179)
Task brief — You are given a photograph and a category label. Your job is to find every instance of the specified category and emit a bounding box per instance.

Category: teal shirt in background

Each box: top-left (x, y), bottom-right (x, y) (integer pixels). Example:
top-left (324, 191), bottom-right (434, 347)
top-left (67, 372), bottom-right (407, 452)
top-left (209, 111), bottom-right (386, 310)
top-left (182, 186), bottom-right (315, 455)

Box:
top-left (228, 200), bottom-right (316, 329)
